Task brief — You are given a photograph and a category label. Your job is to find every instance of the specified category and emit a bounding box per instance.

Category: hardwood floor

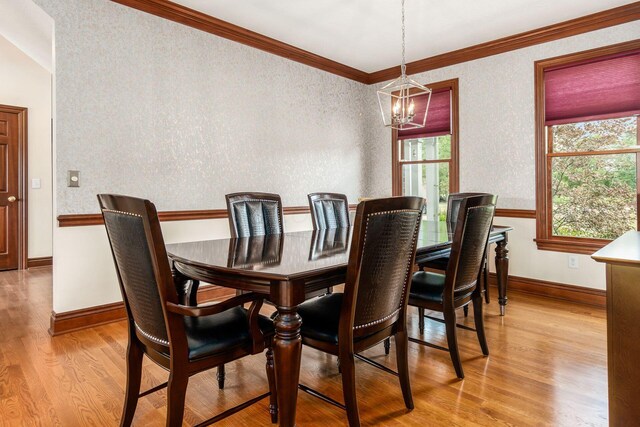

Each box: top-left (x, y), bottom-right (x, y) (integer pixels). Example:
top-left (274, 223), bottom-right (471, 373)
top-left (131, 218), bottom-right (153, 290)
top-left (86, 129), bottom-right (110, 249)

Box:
top-left (0, 267), bottom-right (607, 426)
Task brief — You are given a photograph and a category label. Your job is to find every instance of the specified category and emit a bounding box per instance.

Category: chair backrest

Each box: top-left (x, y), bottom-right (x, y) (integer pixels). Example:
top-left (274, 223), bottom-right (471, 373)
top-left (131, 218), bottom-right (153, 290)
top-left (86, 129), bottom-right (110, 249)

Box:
top-left (226, 192), bottom-right (284, 238)
top-left (98, 194), bottom-right (178, 352)
top-left (445, 192), bottom-right (488, 234)
top-left (445, 194), bottom-right (497, 301)
top-left (341, 197), bottom-right (424, 339)
top-left (308, 192), bottom-right (350, 230)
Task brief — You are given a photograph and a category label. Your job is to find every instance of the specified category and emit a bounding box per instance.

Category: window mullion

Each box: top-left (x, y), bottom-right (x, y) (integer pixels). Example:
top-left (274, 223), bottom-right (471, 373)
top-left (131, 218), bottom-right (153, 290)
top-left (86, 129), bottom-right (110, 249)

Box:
top-left (548, 147), bottom-right (640, 157)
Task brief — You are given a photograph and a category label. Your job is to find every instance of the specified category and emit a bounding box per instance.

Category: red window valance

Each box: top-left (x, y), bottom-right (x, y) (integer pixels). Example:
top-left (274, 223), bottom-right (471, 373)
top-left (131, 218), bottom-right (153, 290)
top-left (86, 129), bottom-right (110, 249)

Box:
top-left (398, 88), bottom-right (451, 140)
top-left (545, 50), bottom-right (640, 126)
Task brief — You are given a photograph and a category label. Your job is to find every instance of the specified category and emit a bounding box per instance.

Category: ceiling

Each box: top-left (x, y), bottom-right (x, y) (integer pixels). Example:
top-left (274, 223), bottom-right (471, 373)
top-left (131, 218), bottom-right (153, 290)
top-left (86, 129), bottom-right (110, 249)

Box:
top-left (173, 0), bottom-right (634, 73)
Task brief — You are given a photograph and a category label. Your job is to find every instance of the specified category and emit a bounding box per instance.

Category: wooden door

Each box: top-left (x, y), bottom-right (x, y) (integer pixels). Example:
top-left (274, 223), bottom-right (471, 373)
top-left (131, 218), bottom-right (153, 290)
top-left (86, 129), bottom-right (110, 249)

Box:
top-left (0, 106), bottom-right (25, 270)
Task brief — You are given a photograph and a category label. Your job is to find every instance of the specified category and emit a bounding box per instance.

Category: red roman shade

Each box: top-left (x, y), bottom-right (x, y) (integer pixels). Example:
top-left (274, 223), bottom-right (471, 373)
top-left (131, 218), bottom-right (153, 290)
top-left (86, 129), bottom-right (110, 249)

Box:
top-left (544, 50), bottom-right (640, 126)
top-left (398, 89), bottom-right (451, 139)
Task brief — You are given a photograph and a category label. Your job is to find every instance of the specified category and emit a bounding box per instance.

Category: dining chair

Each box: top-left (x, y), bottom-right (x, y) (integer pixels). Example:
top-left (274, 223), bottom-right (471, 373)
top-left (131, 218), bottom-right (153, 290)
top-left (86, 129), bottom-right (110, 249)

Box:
top-left (408, 193), bottom-right (497, 379)
top-left (226, 192), bottom-right (284, 238)
top-left (220, 192), bottom-right (284, 388)
top-left (98, 194), bottom-right (277, 426)
top-left (308, 193), bottom-right (350, 297)
top-left (308, 192), bottom-right (350, 230)
top-left (295, 196), bottom-right (424, 426)
top-left (421, 192), bottom-right (493, 306)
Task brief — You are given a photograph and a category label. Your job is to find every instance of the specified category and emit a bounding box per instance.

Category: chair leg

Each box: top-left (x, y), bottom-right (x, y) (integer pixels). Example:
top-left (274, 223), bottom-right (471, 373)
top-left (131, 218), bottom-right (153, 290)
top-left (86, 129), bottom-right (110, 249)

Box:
top-left (394, 331), bottom-right (414, 410)
top-left (418, 307), bottom-right (425, 334)
top-left (166, 370), bottom-right (189, 427)
top-left (339, 352), bottom-right (360, 427)
top-left (473, 296), bottom-right (489, 356)
top-left (383, 338), bottom-right (391, 355)
top-left (483, 260), bottom-right (490, 304)
top-left (444, 307), bottom-right (464, 379)
top-left (265, 347), bottom-right (278, 424)
top-left (120, 341), bottom-right (143, 427)
top-left (217, 365), bottom-right (225, 390)
top-left (463, 305), bottom-right (469, 317)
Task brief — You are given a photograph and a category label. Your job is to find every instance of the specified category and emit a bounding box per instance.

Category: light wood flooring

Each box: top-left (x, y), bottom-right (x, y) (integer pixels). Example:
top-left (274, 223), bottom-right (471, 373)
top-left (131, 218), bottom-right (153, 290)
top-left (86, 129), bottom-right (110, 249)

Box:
top-left (0, 267), bottom-right (607, 426)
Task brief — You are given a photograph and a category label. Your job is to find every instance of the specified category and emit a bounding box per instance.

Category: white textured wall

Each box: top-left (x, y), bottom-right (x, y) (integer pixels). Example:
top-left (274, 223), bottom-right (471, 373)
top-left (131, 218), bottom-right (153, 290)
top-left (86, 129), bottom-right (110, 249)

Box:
top-left (30, 0), bottom-right (370, 312)
top-left (34, 0), bottom-right (370, 214)
top-left (0, 35), bottom-right (52, 258)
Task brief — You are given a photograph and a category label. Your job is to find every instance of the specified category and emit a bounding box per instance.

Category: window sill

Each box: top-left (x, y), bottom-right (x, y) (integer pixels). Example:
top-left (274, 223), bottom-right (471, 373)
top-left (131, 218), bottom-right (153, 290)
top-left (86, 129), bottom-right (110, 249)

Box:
top-left (534, 238), bottom-right (611, 255)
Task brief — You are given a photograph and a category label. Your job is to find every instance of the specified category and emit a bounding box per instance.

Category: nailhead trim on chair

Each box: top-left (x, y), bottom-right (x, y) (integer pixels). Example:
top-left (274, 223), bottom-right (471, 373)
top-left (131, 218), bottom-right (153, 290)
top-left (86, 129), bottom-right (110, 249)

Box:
top-left (136, 323), bottom-right (170, 346)
top-left (102, 208), bottom-right (142, 218)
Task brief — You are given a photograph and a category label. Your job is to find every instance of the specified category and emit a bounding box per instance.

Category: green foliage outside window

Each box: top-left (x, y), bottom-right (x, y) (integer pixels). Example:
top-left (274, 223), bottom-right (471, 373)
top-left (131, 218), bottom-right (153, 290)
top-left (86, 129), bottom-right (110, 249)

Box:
top-left (551, 117), bottom-right (637, 239)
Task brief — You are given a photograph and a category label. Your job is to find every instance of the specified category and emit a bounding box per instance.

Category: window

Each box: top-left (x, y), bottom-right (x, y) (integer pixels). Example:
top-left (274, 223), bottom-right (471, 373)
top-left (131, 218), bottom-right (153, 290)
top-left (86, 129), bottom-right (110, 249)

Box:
top-left (535, 41), bottom-right (640, 254)
top-left (392, 79), bottom-right (459, 221)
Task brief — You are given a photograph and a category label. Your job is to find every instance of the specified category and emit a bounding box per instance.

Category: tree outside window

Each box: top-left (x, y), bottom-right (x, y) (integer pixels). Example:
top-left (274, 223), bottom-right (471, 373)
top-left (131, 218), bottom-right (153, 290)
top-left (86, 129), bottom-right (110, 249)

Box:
top-left (550, 117), bottom-right (637, 240)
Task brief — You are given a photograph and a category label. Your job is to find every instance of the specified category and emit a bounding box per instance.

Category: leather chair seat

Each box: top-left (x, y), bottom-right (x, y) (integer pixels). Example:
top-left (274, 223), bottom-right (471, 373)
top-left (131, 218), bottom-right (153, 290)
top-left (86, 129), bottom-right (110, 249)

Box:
top-left (423, 257), bottom-right (449, 271)
top-left (409, 271), bottom-right (446, 303)
top-left (296, 293), bottom-right (382, 345)
top-left (297, 293), bottom-right (344, 344)
top-left (184, 307), bottom-right (274, 360)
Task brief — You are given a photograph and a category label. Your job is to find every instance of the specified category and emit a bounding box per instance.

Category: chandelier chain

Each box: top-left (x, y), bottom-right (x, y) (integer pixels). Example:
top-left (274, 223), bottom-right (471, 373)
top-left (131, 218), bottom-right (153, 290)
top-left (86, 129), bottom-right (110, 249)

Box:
top-left (401, 0), bottom-right (406, 76)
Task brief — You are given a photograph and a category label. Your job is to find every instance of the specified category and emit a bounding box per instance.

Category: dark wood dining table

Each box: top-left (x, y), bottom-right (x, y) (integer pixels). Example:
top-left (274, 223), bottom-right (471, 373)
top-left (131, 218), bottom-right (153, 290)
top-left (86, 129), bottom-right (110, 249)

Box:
top-left (166, 222), bottom-right (512, 426)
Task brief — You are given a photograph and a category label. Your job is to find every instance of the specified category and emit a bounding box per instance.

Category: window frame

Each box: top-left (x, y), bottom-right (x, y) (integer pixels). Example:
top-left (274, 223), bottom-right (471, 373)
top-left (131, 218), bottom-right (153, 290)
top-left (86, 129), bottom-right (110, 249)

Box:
top-left (534, 40), bottom-right (640, 254)
top-left (391, 78), bottom-right (460, 197)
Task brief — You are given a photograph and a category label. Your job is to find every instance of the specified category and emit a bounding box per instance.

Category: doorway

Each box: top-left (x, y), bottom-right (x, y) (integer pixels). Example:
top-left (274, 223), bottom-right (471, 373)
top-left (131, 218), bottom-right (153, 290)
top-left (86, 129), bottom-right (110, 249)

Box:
top-left (0, 104), bottom-right (27, 270)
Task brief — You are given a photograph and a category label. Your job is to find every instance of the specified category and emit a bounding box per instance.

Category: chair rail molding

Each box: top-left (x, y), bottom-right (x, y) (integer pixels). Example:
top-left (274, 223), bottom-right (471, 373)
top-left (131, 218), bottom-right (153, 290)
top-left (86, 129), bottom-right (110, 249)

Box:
top-left (57, 205), bottom-right (359, 227)
top-left (495, 209), bottom-right (536, 219)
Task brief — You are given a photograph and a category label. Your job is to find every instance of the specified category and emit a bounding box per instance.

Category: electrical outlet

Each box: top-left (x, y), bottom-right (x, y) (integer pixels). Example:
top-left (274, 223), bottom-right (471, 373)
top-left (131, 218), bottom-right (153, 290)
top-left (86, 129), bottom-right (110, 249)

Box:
top-left (568, 255), bottom-right (579, 269)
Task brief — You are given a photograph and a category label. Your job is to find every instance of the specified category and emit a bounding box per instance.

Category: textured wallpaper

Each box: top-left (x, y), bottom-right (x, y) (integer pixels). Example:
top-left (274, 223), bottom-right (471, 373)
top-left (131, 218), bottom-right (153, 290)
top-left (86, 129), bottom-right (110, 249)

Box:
top-left (34, 0), bottom-right (370, 214)
top-left (30, 0), bottom-right (640, 213)
top-left (363, 21), bottom-right (640, 209)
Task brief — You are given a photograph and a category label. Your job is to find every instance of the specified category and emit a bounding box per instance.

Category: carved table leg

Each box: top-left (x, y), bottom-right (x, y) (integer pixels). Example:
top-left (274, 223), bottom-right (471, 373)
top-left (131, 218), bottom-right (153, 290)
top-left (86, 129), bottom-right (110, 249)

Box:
top-left (495, 235), bottom-right (509, 316)
top-left (273, 305), bottom-right (302, 427)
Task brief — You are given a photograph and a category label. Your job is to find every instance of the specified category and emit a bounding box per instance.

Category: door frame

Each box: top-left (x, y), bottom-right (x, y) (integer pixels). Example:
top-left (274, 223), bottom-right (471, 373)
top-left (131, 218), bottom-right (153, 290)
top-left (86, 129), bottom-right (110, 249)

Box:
top-left (0, 104), bottom-right (28, 270)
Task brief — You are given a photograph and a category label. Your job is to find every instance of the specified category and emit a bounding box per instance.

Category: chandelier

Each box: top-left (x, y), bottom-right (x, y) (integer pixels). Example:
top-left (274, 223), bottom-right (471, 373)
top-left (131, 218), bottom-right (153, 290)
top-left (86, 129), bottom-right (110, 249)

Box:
top-left (377, 0), bottom-right (431, 130)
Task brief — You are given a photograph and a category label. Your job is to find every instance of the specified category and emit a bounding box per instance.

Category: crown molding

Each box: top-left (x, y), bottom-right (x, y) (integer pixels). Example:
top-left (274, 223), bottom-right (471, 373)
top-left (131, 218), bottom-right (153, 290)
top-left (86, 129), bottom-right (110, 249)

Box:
top-left (109, 0), bottom-right (370, 83)
top-left (368, 2), bottom-right (640, 83)
top-left (111, 1), bottom-right (639, 85)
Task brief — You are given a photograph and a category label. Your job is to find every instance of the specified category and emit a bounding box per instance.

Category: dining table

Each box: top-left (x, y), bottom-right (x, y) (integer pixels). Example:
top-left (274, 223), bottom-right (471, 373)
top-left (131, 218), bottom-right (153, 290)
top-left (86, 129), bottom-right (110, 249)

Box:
top-left (166, 221), bottom-right (512, 426)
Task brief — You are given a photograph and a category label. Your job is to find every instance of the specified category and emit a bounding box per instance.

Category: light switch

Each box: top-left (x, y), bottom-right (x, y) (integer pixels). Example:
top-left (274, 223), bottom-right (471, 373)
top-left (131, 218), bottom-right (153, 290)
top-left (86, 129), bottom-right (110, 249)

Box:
top-left (68, 170), bottom-right (80, 187)
top-left (31, 178), bottom-right (41, 189)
